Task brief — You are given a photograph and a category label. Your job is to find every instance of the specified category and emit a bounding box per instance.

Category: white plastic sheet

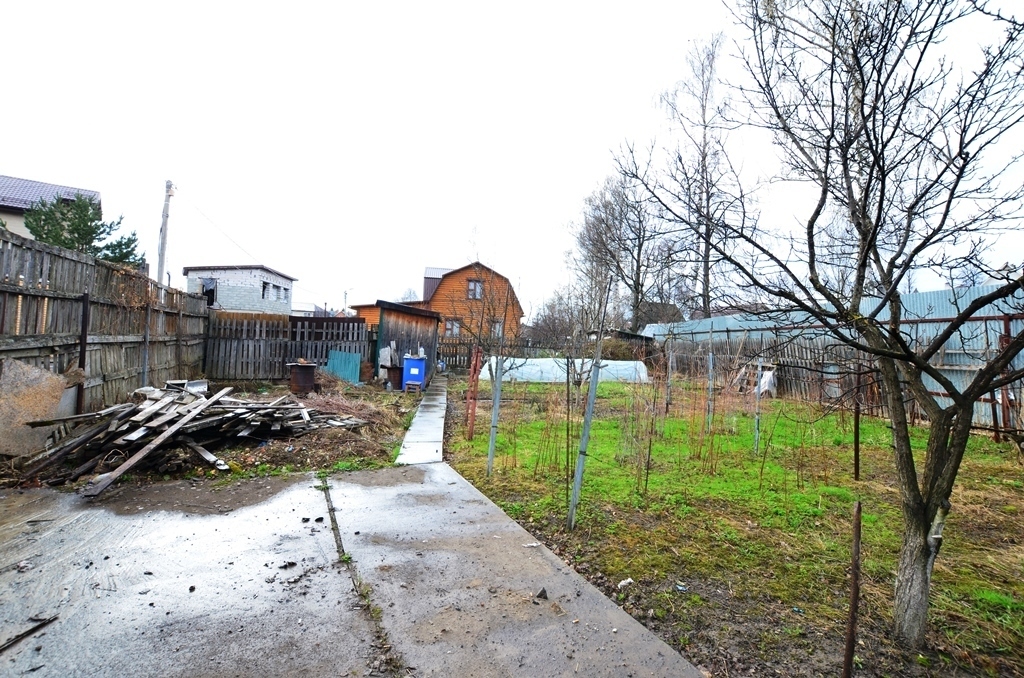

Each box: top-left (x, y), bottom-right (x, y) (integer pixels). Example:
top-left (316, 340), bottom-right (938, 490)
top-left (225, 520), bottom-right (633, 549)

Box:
top-left (478, 357), bottom-right (649, 383)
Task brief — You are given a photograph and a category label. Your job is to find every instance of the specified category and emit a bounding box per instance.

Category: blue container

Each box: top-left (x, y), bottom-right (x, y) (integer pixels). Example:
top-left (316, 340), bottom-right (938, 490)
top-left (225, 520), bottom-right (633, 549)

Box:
top-left (402, 356), bottom-right (427, 390)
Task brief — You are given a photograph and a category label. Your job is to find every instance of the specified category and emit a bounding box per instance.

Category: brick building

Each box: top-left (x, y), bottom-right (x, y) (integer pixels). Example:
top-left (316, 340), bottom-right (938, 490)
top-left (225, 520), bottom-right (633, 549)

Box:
top-left (182, 265), bottom-right (295, 314)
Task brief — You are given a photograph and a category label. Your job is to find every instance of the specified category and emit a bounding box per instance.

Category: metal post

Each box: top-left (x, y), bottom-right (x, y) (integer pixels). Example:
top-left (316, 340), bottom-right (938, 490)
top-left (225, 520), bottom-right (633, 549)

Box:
top-left (705, 351), bottom-right (715, 434)
top-left (753, 358), bottom-right (763, 456)
top-left (486, 355), bottom-right (504, 476)
top-left (854, 365), bottom-right (862, 481)
top-left (842, 501), bottom-right (862, 678)
top-left (567, 279), bottom-right (613, 531)
top-left (156, 180), bottom-right (174, 286)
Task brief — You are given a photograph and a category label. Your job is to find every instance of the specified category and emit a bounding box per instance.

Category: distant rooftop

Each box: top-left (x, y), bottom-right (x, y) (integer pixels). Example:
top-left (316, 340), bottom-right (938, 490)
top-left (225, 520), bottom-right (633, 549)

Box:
top-left (181, 264), bottom-right (297, 281)
top-left (0, 174), bottom-right (100, 212)
top-left (424, 267), bottom-right (454, 279)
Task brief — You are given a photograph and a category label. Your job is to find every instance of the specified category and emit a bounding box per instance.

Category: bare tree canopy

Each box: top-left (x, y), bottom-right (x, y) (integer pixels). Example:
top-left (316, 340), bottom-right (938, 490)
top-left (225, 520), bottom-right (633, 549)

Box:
top-left (676, 0), bottom-right (1024, 647)
top-left (574, 176), bottom-right (682, 331)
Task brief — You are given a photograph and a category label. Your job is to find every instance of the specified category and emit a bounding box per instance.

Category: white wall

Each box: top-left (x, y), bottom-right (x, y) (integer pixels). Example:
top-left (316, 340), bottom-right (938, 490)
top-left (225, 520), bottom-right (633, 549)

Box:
top-left (185, 267), bottom-right (293, 314)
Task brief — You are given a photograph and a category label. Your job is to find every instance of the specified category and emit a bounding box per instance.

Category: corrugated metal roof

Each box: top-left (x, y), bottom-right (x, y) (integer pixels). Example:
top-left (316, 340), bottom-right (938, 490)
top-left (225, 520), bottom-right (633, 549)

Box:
top-left (0, 175), bottom-right (100, 212)
top-left (643, 285), bottom-right (1024, 341)
top-left (424, 267), bottom-right (454, 279)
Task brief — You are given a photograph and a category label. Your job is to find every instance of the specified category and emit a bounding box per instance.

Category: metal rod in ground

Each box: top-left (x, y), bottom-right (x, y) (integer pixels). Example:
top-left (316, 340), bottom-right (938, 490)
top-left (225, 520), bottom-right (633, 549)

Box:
top-left (753, 358), bottom-right (763, 456)
top-left (705, 351), bottom-right (715, 434)
top-left (486, 355), bottom-right (504, 476)
top-left (842, 500), bottom-right (862, 678)
top-left (567, 279), bottom-right (613, 531)
top-left (854, 364), bottom-right (862, 481)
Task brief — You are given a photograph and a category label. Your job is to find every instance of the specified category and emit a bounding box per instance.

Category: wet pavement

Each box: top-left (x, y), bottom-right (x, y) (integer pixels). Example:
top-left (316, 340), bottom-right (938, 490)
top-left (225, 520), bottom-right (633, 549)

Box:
top-left (2, 372), bottom-right (702, 677)
top-left (1, 479), bottom-right (376, 677)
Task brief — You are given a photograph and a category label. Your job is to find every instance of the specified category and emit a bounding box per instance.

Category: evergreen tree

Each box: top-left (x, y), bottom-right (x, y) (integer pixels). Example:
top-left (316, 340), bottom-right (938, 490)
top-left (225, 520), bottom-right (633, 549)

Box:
top-left (25, 194), bottom-right (143, 265)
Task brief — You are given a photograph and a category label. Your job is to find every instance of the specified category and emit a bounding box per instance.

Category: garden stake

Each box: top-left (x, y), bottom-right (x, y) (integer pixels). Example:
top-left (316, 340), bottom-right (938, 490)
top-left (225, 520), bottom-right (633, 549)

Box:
top-left (842, 501), bottom-right (862, 678)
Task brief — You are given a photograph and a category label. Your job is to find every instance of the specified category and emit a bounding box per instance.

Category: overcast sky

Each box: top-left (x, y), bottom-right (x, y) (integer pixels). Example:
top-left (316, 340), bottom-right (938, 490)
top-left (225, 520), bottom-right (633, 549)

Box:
top-left (7, 2), bottom-right (1020, 320)
top-left (4, 1), bottom-right (736, 316)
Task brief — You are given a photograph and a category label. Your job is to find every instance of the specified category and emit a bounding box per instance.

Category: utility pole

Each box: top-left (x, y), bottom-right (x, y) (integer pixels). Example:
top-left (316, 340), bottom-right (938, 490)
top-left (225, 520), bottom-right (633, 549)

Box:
top-left (156, 180), bottom-right (174, 286)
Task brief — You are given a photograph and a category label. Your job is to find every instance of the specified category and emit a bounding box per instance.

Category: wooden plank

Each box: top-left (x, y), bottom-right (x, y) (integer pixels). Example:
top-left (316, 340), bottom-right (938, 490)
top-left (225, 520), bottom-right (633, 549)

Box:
top-left (178, 436), bottom-right (229, 471)
top-left (82, 387), bottom-right (233, 498)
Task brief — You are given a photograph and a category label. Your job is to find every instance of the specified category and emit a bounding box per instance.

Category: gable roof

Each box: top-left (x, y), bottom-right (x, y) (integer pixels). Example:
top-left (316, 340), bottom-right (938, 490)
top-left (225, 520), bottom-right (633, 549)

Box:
top-left (0, 175), bottom-right (101, 213)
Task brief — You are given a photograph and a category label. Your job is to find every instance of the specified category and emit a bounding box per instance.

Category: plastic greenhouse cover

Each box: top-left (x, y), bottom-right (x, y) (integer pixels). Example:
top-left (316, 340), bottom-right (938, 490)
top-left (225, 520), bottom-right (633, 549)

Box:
top-left (478, 357), bottom-right (649, 383)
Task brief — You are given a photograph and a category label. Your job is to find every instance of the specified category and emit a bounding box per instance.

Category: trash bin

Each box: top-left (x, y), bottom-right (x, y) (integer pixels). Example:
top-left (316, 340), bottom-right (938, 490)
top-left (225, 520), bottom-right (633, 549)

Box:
top-left (402, 356), bottom-right (427, 391)
top-left (287, 362), bottom-right (316, 395)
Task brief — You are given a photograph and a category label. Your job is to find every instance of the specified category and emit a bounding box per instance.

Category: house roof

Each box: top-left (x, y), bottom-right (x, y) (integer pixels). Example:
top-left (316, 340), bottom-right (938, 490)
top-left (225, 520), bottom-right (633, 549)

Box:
top-left (181, 264), bottom-right (297, 281)
top-left (424, 267), bottom-right (454, 279)
top-left (375, 300), bottom-right (442, 320)
top-left (0, 175), bottom-right (101, 213)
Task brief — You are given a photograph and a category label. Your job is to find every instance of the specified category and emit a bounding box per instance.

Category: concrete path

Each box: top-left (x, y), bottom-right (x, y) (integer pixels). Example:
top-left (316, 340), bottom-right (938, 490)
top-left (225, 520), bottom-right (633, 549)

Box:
top-left (395, 374), bottom-right (447, 465)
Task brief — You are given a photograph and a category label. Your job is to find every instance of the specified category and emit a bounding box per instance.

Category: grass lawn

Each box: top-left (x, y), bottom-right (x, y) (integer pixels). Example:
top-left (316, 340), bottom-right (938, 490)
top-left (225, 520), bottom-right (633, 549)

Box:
top-left (448, 377), bottom-right (1024, 677)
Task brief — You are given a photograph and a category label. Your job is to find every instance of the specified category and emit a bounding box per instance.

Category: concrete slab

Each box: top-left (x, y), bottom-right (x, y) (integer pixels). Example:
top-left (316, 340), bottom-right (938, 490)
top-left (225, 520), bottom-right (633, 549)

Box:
top-left (329, 464), bottom-right (703, 678)
top-left (395, 375), bottom-right (448, 465)
top-left (395, 441), bottom-right (444, 465)
top-left (0, 477), bottom-right (376, 677)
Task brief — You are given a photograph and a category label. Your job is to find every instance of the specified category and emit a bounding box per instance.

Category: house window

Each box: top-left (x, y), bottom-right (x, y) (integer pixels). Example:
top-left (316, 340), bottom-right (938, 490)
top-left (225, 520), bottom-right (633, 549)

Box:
top-left (262, 282), bottom-right (270, 299)
top-left (444, 319), bottom-right (461, 337)
top-left (283, 287), bottom-right (289, 301)
top-left (490, 320), bottom-right (503, 338)
top-left (467, 279), bottom-right (483, 300)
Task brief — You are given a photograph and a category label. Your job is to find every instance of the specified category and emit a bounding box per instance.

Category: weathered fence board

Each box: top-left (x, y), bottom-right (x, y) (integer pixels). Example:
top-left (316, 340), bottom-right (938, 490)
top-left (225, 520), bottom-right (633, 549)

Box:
top-left (205, 311), bottom-right (367, 380)
top-left (0, 230), bottom-right (208, 412)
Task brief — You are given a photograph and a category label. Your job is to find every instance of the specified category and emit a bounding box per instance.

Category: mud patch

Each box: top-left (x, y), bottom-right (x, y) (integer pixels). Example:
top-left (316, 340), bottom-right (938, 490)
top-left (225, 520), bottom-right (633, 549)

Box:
top-left (341, 465), bottom-right (426, 487)
top-left (91, 474), bottom-right (312, 515)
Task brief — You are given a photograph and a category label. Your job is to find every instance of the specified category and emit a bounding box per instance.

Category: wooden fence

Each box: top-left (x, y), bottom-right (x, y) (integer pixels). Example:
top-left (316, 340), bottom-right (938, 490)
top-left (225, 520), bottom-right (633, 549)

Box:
top-left (0, 230), bottom-right (208, 411)
top-left (205, 311), bottom-right (367, 380)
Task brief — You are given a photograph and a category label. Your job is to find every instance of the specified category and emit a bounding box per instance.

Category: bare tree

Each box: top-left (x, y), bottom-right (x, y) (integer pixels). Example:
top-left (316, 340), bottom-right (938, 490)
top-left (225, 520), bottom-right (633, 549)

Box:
top-left (575, 176), bottom-right (681, 331)
top-left (632, 34), bottom-right (753, 319)
top-left (665, 0), bottom-right (1024, 647)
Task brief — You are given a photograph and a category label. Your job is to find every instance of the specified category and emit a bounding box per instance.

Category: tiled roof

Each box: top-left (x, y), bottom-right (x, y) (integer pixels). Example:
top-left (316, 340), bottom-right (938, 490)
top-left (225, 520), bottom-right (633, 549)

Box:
top-left (0, 175), bottom-right (100, 212)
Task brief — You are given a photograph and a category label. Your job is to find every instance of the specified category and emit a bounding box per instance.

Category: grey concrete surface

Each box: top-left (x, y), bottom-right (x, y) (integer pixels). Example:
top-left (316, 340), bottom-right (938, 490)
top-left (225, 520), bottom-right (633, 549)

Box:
top-left (330, 464), bottom-right (703, 677)
top-left (1, 478), bottom-right (376, 678)
top-left (395, 375), bottom-right (447, 465)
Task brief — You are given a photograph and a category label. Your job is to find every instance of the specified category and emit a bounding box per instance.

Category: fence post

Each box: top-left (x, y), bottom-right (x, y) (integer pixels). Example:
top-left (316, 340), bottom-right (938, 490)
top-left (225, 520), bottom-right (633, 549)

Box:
top-left (76, 292), bottom-right (91, 415)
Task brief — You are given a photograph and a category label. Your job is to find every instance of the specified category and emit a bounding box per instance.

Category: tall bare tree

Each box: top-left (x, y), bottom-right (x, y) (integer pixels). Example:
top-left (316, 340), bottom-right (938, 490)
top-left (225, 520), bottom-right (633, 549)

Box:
top-left (663, 0), bottom-right (1024, 647)
top-left (575, 176), bottom-right (680, 331)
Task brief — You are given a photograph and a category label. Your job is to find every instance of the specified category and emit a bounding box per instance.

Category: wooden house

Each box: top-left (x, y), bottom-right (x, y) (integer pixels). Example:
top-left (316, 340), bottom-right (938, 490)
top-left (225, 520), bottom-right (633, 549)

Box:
top-left (410, 262), bottom-right (524, 343)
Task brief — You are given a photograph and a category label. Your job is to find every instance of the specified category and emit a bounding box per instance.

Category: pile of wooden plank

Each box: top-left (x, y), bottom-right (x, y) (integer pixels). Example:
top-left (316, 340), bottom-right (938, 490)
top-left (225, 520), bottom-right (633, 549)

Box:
top-left (15, 382), bottom-right (367, 497)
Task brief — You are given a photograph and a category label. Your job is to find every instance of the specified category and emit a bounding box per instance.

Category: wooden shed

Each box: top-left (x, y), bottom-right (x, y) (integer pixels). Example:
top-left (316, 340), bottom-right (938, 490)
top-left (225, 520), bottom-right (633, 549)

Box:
top-left (373, 300), bottom-right (441, 387)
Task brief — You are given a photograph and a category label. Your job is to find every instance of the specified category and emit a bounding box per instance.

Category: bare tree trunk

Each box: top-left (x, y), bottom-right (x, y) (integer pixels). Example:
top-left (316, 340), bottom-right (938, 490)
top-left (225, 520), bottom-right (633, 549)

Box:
top-left (894, 520), bottom-right (932, 646)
